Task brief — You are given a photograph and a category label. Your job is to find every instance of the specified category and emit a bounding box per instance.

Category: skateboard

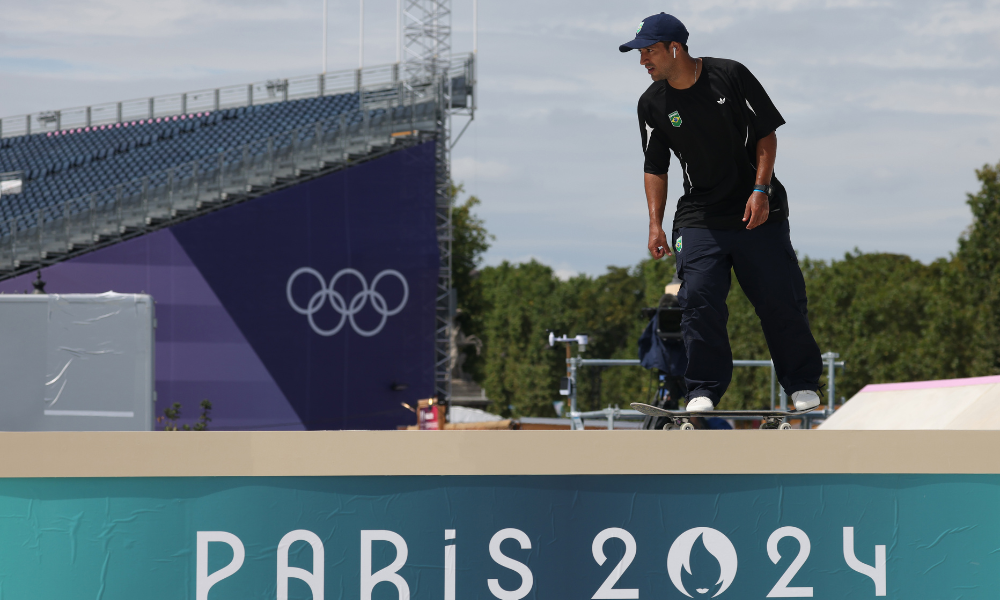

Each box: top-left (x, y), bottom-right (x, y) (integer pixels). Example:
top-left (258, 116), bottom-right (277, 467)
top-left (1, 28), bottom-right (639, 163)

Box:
top-left (630, 402), bottom-right (819, 430)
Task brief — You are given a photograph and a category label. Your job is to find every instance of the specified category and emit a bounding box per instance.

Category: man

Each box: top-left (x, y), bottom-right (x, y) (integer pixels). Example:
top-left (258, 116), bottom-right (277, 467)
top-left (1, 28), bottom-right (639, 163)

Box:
top-left (620, 13), bottom-right (822, 412)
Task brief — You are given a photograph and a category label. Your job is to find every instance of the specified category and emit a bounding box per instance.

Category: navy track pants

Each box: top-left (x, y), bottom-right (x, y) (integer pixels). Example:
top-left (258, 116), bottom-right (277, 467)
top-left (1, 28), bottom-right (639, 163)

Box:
top-left (672, 219), bottom-right (821, 404)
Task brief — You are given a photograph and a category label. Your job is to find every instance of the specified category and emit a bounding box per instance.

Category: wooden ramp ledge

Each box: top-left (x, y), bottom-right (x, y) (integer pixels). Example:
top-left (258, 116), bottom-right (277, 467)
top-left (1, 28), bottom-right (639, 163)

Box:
top-left (1, 430), bottom-right (999, 477)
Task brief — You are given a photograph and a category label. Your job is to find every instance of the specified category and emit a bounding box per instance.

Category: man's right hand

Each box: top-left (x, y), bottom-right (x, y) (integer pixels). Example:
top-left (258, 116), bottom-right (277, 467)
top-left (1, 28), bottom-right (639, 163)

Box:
top-left (649, 226), bottom-right (670, 258)
top-left (644, 172), bottom-right (669, 258)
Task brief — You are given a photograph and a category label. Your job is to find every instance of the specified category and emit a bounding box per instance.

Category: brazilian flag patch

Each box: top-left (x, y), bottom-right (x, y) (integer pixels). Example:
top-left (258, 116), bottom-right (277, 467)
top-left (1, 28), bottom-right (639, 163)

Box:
top-left (675, 236), bottom-right (683, 253)
top-left (668, 111), bottom-right (682, 127)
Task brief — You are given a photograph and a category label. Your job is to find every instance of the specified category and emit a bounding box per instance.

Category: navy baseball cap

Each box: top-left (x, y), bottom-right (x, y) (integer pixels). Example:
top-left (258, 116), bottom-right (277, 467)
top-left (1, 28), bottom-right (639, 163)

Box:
top-left (619, 13), bottom-right (688, 52)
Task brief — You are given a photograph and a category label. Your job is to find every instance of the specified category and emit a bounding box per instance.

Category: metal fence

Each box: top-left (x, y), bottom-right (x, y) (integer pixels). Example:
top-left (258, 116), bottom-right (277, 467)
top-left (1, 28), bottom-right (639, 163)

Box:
top-left (0, 56), bottom-right (472, 138)
top-left (564, 353), bottom-right (845, 430)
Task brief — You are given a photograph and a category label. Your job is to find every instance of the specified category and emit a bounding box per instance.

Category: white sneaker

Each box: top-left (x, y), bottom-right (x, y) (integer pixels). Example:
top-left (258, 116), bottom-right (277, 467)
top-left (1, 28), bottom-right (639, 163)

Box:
top-left (791, 390), bottom-right (821, 412)
top-left (685, 397), bottom-right (714, 412)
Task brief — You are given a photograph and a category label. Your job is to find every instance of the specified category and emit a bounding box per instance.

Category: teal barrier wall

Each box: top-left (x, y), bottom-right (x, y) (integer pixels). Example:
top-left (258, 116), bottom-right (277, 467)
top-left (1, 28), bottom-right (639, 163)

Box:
top-left (0, 475), bottom-right (996, 598)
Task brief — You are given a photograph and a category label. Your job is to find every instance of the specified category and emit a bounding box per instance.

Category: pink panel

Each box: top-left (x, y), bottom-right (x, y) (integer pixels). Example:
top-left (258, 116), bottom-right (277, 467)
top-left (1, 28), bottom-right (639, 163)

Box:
top-left (860, 374), bottom-right (1000, 393)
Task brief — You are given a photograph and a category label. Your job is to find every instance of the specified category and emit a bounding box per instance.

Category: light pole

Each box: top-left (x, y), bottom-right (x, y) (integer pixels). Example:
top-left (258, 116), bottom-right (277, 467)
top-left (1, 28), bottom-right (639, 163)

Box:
top-left (359, 0), bottom-right (365, 69)
top-left (322, 0), bottom-right (328, 73)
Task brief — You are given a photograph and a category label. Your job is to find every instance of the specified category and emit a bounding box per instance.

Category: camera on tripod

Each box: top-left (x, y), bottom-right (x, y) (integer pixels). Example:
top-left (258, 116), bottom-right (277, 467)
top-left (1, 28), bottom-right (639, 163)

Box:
top-left (640, 274), bottom-right (682, 341)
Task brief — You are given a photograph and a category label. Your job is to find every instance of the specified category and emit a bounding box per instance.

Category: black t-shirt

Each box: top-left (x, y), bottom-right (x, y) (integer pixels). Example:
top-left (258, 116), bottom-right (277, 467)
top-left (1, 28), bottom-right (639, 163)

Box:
top-left (638, 57), bottom-right (788, 230)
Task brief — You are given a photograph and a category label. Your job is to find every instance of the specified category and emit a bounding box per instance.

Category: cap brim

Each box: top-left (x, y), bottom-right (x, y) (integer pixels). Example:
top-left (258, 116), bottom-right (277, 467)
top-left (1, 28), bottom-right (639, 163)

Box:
top-left (619, 37), bottom-right (660, 52)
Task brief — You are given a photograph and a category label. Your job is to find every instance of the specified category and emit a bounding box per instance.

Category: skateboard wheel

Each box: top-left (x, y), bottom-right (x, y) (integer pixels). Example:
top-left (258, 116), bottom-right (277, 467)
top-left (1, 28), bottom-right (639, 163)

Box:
top-left (779, 423), bottom-right (792, 430)
top-left (661, 423), bottom-right (672, 431)
top-left (679, 423), bottom-right (694, 431)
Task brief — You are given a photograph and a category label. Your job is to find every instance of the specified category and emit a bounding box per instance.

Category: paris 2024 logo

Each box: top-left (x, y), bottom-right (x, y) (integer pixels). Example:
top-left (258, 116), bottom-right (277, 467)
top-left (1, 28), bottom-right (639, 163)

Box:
top-left (667, 528), bottom-right (738, 597)
top-left (659, 526), bottom-right (885, 598)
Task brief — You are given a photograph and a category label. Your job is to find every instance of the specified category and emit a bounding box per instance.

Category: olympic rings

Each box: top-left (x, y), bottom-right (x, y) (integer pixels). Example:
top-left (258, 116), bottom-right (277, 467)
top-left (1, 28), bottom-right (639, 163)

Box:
top-left (286, 267), bottom-right (409, 337)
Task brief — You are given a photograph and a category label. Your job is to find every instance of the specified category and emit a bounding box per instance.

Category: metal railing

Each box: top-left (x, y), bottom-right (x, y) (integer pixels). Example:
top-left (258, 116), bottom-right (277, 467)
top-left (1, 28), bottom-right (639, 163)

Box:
top-left (0, 91), bottom-right (440, 272)
top-left (0, 56), bottom-right (473, 138)
top-left (0, 55), bottom-right (477, 274)
top-left (564, 353), bottom-right (845, 430)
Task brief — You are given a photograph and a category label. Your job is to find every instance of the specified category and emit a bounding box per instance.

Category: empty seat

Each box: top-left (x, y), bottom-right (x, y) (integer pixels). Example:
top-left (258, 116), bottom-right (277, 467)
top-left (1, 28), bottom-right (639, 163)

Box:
top-left (0, 91), bottom-right (364, 229)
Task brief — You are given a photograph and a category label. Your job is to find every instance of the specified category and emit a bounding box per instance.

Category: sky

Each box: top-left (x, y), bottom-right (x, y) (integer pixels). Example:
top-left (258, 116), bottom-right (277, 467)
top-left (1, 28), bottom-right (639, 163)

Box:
top-left (2, 0), bottom-right (1000, 278)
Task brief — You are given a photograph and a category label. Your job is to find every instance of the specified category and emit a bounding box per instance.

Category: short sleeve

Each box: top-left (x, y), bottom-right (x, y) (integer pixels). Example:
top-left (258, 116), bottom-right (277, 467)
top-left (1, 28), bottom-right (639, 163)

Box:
top-left (639, 102), bottom-right (671, 175)
top-left (736, 62), bottom-right (785, 139)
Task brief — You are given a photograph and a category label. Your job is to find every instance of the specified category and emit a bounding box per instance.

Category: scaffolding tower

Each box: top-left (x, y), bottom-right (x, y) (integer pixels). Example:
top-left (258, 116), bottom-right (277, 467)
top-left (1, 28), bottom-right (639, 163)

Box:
top-left (403, 0), bottom-right (468, 406)
top-left (402, 0), bottom-right (452, 84)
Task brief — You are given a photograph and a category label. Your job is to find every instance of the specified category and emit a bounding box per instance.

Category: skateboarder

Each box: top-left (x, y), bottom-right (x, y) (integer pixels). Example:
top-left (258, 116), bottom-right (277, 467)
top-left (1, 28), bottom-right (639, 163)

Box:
top-left (621, 13), bottom-right (822, 412)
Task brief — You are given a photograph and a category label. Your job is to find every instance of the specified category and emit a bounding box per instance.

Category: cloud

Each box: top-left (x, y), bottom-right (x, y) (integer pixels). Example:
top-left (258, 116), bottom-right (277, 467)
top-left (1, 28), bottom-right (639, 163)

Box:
top-left (904, 2), bottom-right (1000, 37)
top-left (554, 267), bottom-right (579, 281)
top-left (2, 0), bottom-right (315, 38)
top-left (0, 0), bottom-right (398, 89)
top-left (851, 81), bottom-right (1000, 117)
top-left (452, 157), bottom-right (514, 182)
top-left (4, 0), bottom-right (1000, 275)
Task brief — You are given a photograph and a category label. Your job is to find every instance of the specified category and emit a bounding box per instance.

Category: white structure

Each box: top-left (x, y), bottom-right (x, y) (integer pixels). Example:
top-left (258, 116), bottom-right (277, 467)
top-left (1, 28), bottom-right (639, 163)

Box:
top-left (819, 375), bottom-right (1000, 430)
top-left (448, 406), bottom-right (501, 424)
top-left (0, 293), bottom-right (155, 431)
top-left (0, 172), bottom-right (22, 196)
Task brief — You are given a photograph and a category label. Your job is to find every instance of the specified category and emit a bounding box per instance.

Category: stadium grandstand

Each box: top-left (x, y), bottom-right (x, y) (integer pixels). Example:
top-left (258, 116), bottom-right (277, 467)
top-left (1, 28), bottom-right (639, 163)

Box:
top-left (0, 59), bottom-right (472, 273)
top-left (0, 0), bottom-right (476, 430)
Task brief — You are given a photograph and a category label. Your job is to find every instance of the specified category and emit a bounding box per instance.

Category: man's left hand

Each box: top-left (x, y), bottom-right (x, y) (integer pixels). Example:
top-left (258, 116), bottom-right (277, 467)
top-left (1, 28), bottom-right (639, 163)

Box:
top-left (743, 191), bottom-right (769, 230)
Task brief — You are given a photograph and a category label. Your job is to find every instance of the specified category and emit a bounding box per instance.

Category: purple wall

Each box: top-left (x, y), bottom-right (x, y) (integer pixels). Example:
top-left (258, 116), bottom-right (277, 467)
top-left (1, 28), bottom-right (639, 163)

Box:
top-left (0, 142), bottom-right (438, 430)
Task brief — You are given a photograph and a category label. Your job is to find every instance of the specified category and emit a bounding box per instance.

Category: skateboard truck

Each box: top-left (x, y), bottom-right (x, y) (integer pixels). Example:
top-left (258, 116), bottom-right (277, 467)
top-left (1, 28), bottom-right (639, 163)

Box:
top-left (631, 402), bottom-right (808, 430)
top-left (669, 416), bottom-right (789, 430)
top-left (671, 416), bottom-right (790, 430)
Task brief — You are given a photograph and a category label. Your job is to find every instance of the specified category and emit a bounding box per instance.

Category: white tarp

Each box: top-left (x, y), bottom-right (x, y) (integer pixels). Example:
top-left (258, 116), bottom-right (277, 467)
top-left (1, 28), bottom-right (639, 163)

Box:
top-left (0, 292), bottom-right (154, 431)
top-left (448, 406), bottom-right (503, 424)
top-left (818, 375), bottom-right (1000, 430)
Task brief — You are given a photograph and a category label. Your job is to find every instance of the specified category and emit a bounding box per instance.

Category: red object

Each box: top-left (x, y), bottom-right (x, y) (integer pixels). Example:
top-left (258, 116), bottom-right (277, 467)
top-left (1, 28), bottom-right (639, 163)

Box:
top-left (418, 402), bottom-right (442, 430)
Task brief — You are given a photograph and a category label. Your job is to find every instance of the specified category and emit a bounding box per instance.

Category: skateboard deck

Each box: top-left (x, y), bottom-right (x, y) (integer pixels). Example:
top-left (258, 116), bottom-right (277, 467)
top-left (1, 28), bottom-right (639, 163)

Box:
top-left (630, 402), bottom-right (819, 430)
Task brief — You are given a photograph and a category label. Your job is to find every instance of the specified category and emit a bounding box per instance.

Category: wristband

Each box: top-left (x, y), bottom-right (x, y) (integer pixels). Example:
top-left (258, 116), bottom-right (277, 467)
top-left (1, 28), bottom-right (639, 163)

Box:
top-left (753, 184), bottom-right (774, 198)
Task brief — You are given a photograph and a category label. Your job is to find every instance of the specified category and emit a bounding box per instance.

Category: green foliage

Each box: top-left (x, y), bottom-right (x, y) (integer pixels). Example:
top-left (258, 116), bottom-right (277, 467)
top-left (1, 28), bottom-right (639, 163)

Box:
top-left (475, 256), bottom-right (678, 417)
top-left (560, 258), bottom-right (678, 412)
top-left (160, 402), bottom-right (183, 431)
top-left (192, 400), bottom-right (213, 431)
top-left (159, 399), bottom-right (213, 431)
top-left (457, 158), bottom-right (1000, 416)
top-left (802, 254), bottom-right (948, 401)
top-left (478, 260), bottom-right (566, 417)
top-left (450, 183), bottom-right (493, 381)
top-left (954, 160), bottom-right (1000, 372)
top-left (958, 160), bottom-right (1000, 284)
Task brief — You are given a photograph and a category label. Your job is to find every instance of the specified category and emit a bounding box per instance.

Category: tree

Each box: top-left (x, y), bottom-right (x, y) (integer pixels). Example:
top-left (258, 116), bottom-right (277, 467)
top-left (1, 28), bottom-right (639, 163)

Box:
top-left (479, 260), bottom-right (566, 417)
top-left (953, 160), bottom-right (1000, 374)
top-left (562, 257), bottom-right (679, 412)
top-left (804, 253), bottom-right (946, 401)
top-left (450, 183), bottom-right (493, 381)
top-left (459, 158), bottom-right (1000, 417)
top-left (727, 250), bottom-right (990, 407)
top-left (476, 255), bottom-right (682, 416)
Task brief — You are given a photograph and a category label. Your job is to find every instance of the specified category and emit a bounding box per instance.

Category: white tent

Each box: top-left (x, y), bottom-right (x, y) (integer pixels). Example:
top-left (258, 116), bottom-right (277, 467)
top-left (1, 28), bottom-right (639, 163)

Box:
top-left (819, 375), bottom-right (1000, 430)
